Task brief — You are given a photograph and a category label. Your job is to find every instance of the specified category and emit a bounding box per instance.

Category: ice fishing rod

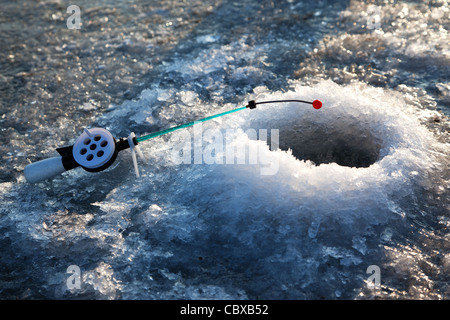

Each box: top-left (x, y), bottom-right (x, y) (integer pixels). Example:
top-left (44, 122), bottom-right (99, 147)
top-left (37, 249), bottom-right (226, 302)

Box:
top-left (24, 99), bottom-right (322, 183)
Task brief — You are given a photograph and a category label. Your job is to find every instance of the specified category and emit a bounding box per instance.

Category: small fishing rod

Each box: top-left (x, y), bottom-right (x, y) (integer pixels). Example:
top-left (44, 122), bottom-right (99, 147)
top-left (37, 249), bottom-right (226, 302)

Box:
top-left (24, 99), bottom-right (322, 183)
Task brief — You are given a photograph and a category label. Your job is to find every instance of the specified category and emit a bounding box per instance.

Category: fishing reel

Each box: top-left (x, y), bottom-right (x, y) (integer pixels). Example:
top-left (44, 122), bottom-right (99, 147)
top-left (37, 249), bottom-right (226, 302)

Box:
top-left (24, 128), bottom-right (144, 183)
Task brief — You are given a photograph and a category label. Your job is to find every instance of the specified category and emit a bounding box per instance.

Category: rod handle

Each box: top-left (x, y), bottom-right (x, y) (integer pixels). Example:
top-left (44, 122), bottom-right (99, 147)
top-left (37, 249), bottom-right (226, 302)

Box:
top-left (24, 156), bottom-right (67, 183)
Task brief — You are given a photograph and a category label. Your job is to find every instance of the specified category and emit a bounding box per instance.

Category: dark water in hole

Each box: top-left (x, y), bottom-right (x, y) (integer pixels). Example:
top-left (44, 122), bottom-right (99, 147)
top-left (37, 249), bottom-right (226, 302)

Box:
top-left (278, 124), bottom-right (381, 168)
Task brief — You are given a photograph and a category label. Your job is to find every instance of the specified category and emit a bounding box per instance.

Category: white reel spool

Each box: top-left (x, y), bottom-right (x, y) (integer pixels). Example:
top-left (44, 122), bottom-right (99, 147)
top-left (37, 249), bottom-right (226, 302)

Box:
top-left (73, 128), bottom-right (116, 171)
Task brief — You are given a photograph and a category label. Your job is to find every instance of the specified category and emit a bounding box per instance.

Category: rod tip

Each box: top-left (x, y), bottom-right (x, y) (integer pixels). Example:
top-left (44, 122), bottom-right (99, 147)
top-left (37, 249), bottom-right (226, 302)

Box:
top-left (312, 100), bottom-right (322, 109)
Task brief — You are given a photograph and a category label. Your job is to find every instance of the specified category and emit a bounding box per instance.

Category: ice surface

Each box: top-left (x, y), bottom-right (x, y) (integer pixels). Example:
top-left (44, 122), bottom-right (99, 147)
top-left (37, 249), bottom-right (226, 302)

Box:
top-left (1, 0), bottom-right (449, 300)
top-left (7, 78), bottom-right (447, 299)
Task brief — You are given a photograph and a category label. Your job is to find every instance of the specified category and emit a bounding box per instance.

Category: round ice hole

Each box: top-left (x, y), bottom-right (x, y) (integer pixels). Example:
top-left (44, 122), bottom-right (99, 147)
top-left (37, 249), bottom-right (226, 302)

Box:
top-left (84, 138), bottom-right (91, 145)
top-left (86, 154), bottom-right (94, 161)
top-left (97, 150), bottom-right (104, 157)
top-left (90, 144), bottom-right (97, 150)
top-left (275, 120), bottom-right (382, 168)
top-left (100, 140), bottom-right (108, 147)
top-left (80, 148), bottom-right (87, 155)
top-left (94, 135), bottom-right (102, 141)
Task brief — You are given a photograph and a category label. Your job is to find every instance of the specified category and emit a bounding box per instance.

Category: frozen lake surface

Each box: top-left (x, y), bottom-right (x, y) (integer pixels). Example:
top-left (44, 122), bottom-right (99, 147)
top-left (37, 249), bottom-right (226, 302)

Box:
top-left (0, 0), bottom-right (449, 299)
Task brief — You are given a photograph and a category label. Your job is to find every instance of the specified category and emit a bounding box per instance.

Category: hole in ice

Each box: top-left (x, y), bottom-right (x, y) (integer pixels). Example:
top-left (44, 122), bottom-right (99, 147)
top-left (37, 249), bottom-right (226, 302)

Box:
top-left (277, 118), bottom-right (382, 168)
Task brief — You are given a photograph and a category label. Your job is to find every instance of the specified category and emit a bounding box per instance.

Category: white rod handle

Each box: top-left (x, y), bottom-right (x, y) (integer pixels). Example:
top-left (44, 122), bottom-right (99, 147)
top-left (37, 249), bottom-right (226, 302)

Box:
top-left (24, 156), bottom-right (67, 183)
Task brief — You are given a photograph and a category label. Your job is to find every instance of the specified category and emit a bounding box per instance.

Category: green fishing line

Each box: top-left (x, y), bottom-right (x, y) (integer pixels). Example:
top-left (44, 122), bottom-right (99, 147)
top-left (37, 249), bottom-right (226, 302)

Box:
top-left (135, 99), bottom-right (322, 143)
top-left (136, 106), bottom-right (247, 143)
